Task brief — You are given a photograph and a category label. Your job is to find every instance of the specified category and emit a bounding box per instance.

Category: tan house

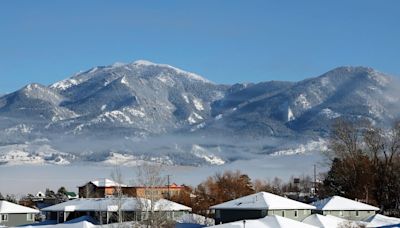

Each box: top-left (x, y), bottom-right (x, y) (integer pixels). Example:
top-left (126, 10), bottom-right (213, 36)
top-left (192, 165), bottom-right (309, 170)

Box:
top-left (78, 178), bottom-right (185, 199)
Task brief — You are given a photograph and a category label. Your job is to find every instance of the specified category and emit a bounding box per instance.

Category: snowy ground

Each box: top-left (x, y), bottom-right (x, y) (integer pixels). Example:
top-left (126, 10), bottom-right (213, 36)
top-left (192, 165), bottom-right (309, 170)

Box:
top-left (0, 153), bottom-right (326, 197)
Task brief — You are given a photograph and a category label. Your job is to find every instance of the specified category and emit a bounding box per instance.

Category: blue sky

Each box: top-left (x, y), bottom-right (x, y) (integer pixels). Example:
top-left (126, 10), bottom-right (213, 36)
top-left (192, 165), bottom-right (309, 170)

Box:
top-left (0, 0), bottom-right (399, 93)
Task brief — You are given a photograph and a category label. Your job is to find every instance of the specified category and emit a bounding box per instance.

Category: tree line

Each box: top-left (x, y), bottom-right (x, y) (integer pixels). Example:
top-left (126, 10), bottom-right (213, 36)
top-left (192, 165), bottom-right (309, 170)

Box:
top-left (319, 118), bottom-right (400, 216)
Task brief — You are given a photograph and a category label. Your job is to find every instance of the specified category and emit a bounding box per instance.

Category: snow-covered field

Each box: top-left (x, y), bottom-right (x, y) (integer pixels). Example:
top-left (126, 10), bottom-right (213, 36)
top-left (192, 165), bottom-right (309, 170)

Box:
top-left (0, 153), bottom-right (325, 197)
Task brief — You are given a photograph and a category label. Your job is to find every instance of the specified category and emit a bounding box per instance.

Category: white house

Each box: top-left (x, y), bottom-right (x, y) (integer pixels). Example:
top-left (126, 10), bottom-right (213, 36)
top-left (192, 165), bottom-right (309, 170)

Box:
top-left (41, 197), bottom-right (191, 224)
top-left (312, 196), bottom-right (379, 220)
top-left (302, 213), bottom-right (366, 228)
top-left (364, 214), bottom-right (400, 227)
top-left (0, 200), bottom-right (39, 227)
top-left (210, 192), bottom-right (316, 224)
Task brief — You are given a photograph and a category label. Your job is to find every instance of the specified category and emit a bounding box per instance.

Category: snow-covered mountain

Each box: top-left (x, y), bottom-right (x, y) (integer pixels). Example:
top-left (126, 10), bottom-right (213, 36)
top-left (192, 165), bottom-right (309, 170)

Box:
top-left (0, 61), bottom-right (399, 166)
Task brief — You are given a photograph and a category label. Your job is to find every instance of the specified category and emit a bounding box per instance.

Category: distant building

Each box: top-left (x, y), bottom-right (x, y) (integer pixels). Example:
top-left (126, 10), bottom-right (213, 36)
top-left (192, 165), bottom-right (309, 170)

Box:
top-left (210, 192), bottom-right (316, 224)
top-left (130, 183), bottom-right (186, 199)
top-left (0, 200), bottom-right (39, 227)
top-left (78, 178), bottom-right (130, 198)
top-left (311, 196), bottom-right (379, 221)
top-left (78, 178), bottom-right (185, 199)
top-left (41, 197), bottom-right (191, 224)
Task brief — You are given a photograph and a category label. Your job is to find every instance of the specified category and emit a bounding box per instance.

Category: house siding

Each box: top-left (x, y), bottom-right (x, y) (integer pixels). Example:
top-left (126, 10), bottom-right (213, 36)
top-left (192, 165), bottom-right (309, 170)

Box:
top-left (214, 209), bottom-right (266, 224)
top-left (214, 209), bottom-right (312, 224)
top-left (320, 210), bottom-right (376, 220)
top-left (267, 209), bottom-right (312, 221)
top-left (0, 213), bottom-right (35, 227)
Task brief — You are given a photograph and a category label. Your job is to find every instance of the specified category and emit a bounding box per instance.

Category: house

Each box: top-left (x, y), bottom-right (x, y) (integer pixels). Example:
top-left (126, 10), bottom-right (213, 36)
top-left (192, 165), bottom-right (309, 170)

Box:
top-left (128, 183), bottom-right (186, 199)
top-left (0, 200), bottom-right (40, 227)
top-left (208, 215), bottom-right (318, 228)
top-left (210, 192), bottom-right (316, 224)
top-left (302, 214), bottom-right (365, 228)
top-left (41, 197), bottom-right (191, 224)
top-left (78, 178), bottom-right (131, 198)
top-left (363, 214), bottom-right (400, 227)
top-left (78, 178), bottom-right (185, 199)
top-left (311, 196), bottom-right (379, 221)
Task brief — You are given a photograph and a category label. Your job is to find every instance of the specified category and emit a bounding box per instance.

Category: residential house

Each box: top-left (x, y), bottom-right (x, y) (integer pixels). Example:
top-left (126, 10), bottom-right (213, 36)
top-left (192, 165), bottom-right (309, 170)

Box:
top-left (79, 178), bottom-right (185, 199)
top-left (41, 197), bottom-right (191, 224)
top-left (210, 192), bottom-right (316, 224)
top-left (129, 183), bottom-right (186, 199)
top-left (363, 214), bottom-right (400, 227)
top-left (311, 196), bottom-right (379, 221)
top-left (0, 200), bottom-right (39, 227)
top-left (78, 178), bottom-right (130, 198)
top-left (302, 214), bottom-right (365, 228)
top-left (208, 215), bottom-right (318, 228)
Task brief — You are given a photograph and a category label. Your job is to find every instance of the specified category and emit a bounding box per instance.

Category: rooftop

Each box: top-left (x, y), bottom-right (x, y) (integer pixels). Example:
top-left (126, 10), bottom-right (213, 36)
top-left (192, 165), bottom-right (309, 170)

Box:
top-left (41, 198), bottom-right (191, 212)
top-left (209, 215), bottom-right (318, 228)
top-left (312, 196), bottom-right (380, 211)
top-left (79, 178), bottom-right (127, 188)
top-left (210, 192), bottom-right (316, 210)
top-left (0, 200), bottom-right (39, 214)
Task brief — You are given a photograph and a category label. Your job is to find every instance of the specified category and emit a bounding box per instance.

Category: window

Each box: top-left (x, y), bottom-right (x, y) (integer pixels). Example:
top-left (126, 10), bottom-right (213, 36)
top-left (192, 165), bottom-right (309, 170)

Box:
top-left (356, 210), bottom-right (359, 217)
top-left (304, 210), bottom-right (308, 215)
top-left (1, 214), bottom-right (8, 222)
top-left (339, 211), bottom-right (343, 217)
top-left (294, 210), bottom-right (298, 217)
top-left (27, 213), bottom-right (35, 221)
top-left (281, 211), bottom-right (285, 217)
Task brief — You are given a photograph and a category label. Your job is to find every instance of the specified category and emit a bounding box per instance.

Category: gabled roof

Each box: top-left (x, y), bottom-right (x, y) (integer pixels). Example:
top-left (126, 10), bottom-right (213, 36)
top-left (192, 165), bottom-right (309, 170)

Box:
top-left (364, 214), bottom-right (400, 227)
top-left (210, 192), bottom-right (316, 210)
top-left (209, 215), bottom-right (318, 228)
top-left (0, 200), bottom-right (39, 214)
top-left (80, 178), bottom-right (128, 188)
top-left (312, 196), bottom-right (380, 211)
top-left (302, 214), bottom-right (352, 228)
top-left (41, 198), bottom-right (191, 212)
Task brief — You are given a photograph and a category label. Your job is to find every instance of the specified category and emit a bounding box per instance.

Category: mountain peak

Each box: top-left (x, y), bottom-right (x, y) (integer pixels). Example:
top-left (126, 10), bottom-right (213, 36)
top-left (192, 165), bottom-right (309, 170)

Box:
top-left (130, 60), bottom-right (213, 84)
top-left (330, 65), bottom-right (373, 73)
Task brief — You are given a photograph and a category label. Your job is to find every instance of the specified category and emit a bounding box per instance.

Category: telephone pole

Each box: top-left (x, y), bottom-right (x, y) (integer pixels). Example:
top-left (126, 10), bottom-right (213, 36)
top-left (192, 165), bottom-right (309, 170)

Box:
top-left (167, 174), bottom-right (171, 199)
top-left (313, 164), bottom-right (317, 197)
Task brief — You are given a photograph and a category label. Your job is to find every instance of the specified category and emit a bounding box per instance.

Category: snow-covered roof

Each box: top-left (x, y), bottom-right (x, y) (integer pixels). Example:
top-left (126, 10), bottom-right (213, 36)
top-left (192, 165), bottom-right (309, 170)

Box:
top-left (176, 213), bottom-right (215, 226)
top-left (41, 198), bottom-right (191, 212)
top-left (303, 214), bottom-right (356, 228)
top-left (84, 178), bottom-right (127, 187)
top-left (23, 221), bottom-right (95, 228)
top-left (364, 214), bottom-right (400, 227)
top-left (209, 215), bottom-right (318, 228)
top-left (0, 200), bottom-right (39, 214)
top-left (312, 196), bottom-right (380, 211)
top-left (210, 192), bottom-right (316, 210)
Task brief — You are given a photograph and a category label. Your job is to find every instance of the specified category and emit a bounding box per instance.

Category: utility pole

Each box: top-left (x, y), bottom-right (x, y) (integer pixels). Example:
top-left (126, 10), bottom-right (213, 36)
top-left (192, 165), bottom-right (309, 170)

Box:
top-left (167, 174), bottom-right (171, 199)
top-left (313, 164), bottom-right (317, 197)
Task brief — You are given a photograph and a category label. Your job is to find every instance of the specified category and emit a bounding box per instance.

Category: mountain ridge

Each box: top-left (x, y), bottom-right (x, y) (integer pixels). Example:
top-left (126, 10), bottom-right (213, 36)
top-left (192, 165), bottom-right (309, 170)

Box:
top-left (0, 61), bottom-right (399, 166)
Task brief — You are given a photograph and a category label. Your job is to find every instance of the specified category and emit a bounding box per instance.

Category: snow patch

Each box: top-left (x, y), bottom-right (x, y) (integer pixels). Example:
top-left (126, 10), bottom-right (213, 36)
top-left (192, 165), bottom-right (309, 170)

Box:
top-left (288, 107), bottom-right (295, 121)
top-left (294, 94), bottom-right (312, 110)
top-left (191, 145), bottom-right (225, 165)
top-left (320, 108), bottom-right (341, 119)
top-left (188, 112), bottom-right (203, 124)
top-left (182, 94), bottom-right (190, 103)
top-left (270, 139), bottom-right (328, 156)
top-left (193, 98), bottom-right (204, 111)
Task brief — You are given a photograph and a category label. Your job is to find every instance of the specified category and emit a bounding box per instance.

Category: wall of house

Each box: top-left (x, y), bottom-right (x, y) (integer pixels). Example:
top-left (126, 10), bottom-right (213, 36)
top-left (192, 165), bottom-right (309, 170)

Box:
top-left (214, 209), bottom-right (266, 224)
top-left (0, 213), bottom-right (35, 227)
top-left (267, 209), bottom-right (312, 221)
top-left (321, 210), bottom-right (376, 220)
top-left (79, 183), bottom-right (106, 198)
